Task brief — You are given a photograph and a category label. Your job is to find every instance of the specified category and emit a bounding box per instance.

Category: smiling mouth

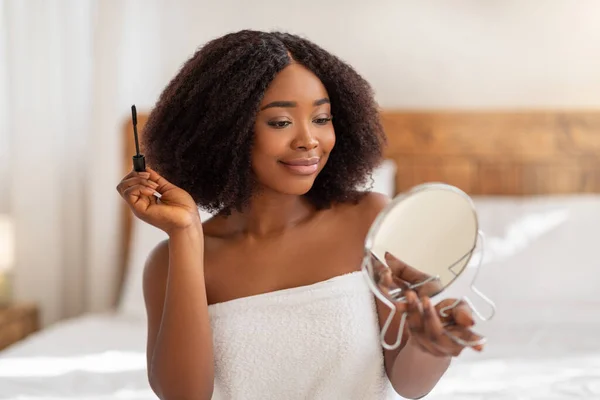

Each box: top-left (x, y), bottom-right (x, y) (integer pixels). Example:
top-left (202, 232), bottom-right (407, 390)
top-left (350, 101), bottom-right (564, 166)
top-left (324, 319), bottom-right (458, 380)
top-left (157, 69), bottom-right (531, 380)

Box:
top-left (279, 157), bottom-right (320, 175)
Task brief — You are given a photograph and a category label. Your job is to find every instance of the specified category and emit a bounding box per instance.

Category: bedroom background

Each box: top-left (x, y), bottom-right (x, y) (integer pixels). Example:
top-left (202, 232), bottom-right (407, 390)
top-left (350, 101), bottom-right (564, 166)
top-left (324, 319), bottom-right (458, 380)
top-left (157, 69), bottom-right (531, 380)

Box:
top-left (0, 0), bottom-right (600, 325)
top-left (2, 0), bottom-right (599, 327)
top-left (1, 1), bottom-right (600, 399)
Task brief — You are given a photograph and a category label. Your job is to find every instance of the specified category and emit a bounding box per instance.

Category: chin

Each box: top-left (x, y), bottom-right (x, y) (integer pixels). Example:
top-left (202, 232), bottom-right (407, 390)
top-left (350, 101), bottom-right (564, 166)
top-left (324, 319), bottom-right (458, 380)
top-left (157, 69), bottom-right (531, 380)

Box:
top-left (275, 179), bottom-right (316, 196)
top-left (254, 161), bottom-right (325, 196)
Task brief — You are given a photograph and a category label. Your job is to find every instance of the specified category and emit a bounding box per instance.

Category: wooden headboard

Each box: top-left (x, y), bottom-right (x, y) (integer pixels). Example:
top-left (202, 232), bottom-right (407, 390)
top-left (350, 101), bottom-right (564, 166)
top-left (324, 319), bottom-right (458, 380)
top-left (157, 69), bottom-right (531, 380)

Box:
top-left (117, 110), bottom-right (600, 300)
top-left (381, 111), bottom-right (600, 195)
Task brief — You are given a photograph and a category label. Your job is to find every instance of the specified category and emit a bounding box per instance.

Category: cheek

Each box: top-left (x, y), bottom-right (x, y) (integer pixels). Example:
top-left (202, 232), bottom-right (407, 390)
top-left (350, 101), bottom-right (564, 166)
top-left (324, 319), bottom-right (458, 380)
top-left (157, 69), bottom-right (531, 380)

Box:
top-left (322, 127), bottom-right (336, 153)
top-left (251, 128), bottom-right (286, 175)
top-left (253, 124), bottom-right (289, 155)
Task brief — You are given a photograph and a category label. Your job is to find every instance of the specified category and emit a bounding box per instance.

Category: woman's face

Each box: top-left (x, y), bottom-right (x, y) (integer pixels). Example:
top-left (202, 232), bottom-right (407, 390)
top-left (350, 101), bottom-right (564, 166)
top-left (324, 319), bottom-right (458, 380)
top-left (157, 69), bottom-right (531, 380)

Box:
top-left (252, 63), bottom-right (335, 196)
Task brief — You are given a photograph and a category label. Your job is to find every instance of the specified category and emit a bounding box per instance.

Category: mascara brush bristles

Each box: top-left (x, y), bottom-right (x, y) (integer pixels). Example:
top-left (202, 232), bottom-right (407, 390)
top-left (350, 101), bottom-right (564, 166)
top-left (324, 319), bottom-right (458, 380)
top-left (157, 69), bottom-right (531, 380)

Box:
top-left (131, 105), bottom-right (140, 156)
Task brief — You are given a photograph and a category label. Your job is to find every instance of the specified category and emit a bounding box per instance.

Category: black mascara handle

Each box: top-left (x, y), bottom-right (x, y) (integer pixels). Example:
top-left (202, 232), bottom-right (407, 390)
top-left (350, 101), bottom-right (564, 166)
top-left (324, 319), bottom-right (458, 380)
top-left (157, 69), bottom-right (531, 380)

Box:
top-left (133, 154), bottom-right (146, 172)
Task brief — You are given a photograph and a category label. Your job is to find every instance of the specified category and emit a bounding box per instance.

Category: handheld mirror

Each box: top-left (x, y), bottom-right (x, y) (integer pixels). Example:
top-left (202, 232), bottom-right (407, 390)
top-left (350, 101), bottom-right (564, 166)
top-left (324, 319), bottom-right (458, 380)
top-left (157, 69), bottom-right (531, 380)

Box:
top-left (362, 183), bottom-right (496, 350)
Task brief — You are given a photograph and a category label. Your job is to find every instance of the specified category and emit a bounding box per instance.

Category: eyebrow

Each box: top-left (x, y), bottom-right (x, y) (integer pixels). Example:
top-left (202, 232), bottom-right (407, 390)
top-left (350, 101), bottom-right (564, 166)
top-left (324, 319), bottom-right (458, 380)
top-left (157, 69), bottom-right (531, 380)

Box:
top-left (260, 97), bottom-right (330, 111)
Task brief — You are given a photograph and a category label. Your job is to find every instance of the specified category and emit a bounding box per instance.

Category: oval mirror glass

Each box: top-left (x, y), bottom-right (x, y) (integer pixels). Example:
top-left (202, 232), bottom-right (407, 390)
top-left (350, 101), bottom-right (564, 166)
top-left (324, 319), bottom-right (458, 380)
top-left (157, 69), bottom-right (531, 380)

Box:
top-left (364, 183), bottom-right (478, 302)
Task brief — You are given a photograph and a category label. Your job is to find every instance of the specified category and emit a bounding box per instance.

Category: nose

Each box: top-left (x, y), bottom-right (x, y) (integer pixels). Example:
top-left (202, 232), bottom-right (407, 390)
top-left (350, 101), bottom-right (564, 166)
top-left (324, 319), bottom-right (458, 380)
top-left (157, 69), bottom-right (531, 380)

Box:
top-left (291, 123), bottom-right (319, 151)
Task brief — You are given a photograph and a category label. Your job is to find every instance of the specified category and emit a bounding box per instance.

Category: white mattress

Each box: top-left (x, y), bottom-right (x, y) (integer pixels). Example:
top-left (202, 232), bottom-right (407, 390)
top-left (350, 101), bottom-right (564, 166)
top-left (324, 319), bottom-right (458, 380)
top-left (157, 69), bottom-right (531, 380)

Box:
top-left (0, 194), bottom-right (598, 400)
top-left (0, 313), bottom-right (154, 400)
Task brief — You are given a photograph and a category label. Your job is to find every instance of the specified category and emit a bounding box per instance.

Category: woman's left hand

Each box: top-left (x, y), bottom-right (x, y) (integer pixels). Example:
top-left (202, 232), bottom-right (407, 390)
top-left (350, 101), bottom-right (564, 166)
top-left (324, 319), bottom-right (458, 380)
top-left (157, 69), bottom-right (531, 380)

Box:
top-left (404, 291), bottom-right (484, 357)
top-left (379, 252), bottom-right (485, 358)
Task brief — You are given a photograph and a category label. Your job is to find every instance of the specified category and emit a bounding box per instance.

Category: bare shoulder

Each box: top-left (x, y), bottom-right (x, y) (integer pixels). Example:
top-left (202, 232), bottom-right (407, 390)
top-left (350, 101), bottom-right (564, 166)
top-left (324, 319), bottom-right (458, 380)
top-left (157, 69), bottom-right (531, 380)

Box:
top-left (356, 190), bottom-right (391, 215)
top-left (142, 239), bottom-right (170, 296)
top-left (341, 190), bottom-right (391, 230)
top-left (324, 191), bottom-right (391, 248)
top-left (146, 238), bottom-right (170, 264)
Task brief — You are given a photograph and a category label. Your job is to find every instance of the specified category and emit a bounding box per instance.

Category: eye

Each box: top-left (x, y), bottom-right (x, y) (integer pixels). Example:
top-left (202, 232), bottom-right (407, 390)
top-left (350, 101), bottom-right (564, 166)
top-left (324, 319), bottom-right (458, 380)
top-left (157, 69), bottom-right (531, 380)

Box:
top-left (313, 116), bottom-right (333, 125)
top-left (267, 120), bottom-right (292, 129)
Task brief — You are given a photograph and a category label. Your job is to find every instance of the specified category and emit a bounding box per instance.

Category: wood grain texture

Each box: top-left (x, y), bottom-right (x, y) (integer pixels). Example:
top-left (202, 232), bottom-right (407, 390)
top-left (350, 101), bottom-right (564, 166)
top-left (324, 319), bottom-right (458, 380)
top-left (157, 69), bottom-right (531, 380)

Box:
top-left (381, 110), bottom-right (600, 195)
top-left (0, 303), bottom-right (39, 350)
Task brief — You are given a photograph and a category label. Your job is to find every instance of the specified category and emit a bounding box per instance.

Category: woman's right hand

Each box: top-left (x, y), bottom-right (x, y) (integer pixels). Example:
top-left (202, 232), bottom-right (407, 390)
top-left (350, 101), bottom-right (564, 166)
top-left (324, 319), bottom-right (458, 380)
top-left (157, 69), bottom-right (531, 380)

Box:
top-left (116, 167), bottom-right (202, 235)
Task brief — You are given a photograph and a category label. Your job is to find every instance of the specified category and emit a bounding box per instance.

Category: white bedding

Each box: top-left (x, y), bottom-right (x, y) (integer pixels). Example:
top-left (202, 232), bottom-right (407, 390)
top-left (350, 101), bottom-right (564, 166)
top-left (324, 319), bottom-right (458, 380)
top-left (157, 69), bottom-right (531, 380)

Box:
top-left (1, 193), bottom-right (599, 400)
top-left (0, 313), bottom-right (154, 400)
top-left (426, 194), bottom-right (600, 399)
top-left (427, 354), bottom-right (600, 399)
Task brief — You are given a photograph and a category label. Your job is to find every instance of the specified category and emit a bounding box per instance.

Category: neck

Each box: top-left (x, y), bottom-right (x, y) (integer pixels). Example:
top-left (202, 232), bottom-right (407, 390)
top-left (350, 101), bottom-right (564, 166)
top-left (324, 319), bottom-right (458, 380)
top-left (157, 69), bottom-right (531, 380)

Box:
top-left (229, 191), bottom-right (315, 237)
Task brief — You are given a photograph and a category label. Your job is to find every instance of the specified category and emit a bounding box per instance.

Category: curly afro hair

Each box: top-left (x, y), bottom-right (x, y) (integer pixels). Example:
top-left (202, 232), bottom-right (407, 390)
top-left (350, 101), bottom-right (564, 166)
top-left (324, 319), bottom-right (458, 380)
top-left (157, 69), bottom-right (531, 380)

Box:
top-left (142, 30), bottom-right (385, 214)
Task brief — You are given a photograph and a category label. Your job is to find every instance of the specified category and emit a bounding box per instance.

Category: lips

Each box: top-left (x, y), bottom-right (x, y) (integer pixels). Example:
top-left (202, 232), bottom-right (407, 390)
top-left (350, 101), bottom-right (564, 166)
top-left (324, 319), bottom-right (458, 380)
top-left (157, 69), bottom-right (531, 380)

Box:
top-left (279, 157), bottom-right (321, 176)
top-left (280, 157), bottom-right (320, 166)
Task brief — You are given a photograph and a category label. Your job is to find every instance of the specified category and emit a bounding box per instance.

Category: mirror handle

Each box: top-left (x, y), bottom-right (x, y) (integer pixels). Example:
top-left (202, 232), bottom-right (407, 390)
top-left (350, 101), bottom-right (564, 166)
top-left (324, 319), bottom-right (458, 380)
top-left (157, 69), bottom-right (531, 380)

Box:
top-left (467, 230), bottom-right (496, 321)
top-left (362, 255), bottom-right (406, 351)
top-left (380, 307), bottom-right (407, 351)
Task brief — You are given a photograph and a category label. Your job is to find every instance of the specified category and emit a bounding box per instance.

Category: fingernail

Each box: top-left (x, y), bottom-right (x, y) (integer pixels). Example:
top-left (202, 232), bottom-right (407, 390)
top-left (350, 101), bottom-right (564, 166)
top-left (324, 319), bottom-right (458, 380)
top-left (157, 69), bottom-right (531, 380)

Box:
top-left (149, 181), bottom-right (159, 188)
top-left (153, 191), bottom-right (162, 199)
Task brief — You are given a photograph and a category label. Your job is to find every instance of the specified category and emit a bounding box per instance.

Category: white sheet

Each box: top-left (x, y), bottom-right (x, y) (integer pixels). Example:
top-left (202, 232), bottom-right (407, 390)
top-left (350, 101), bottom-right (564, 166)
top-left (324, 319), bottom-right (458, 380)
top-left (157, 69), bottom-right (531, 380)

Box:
top-left (426, 353), bottom-right (600, 399)
top-left (0, 313), bottom-right (154, 400)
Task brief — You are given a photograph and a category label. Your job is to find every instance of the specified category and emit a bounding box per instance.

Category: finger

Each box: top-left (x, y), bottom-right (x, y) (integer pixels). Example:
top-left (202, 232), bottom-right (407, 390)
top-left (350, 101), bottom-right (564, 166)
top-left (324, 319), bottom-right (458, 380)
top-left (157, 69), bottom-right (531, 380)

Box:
top-left (422, 296), bottom-right (446, 348)
top-left (123, 184), bottom-right (158, 208)
top-left (117, 176), bottom-right (159, 195)
top-left (120, 176), bottom-right (159, 190)
top-left (414, 279), bottom-right (445, 299)
top-left (372, 256), bottom-right (409, 298)
top-left (384, 252), bottom-right (431, 285)
top-left (424, 329), bottom-right (467, 357)
top-left (122, 168), bottom-right (151, 181)
top-left (373, 257), bottom-right (394, 287)
top-left (436, 299), bottom-right (475, 327)
top-left (145, 167), bottom-right (173, 190)
top-left (445, 325), bottom-right (486, 352)
top-left (452, 302), bottom-right (475, 327)
top-left (405, 291), bottom-right (424, 335)
top-left (392, 275), bottom-right (411, 291)
top-left (415, 326), bottom-right (466, 357)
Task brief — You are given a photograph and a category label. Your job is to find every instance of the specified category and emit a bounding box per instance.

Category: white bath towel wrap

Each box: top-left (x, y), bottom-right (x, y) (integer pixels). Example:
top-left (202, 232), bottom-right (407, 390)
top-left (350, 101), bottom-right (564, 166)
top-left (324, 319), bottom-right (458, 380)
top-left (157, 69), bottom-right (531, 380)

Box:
top-left (208, 271), bottom-right (399, 400)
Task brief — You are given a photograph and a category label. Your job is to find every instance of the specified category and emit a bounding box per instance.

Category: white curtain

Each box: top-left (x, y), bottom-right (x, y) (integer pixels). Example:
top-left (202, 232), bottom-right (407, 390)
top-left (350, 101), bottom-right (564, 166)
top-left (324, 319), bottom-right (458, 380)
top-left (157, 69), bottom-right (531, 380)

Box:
top-left (0, 0), bottom-right (168, 326)
top-left (2, 1), bottom-right (93, 325)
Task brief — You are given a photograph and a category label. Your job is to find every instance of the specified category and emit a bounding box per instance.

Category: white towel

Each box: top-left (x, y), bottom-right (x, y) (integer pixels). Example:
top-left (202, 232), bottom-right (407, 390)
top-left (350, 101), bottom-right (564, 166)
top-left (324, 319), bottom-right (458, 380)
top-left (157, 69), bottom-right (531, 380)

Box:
top-left (208, 271), bottom-right (399, 400)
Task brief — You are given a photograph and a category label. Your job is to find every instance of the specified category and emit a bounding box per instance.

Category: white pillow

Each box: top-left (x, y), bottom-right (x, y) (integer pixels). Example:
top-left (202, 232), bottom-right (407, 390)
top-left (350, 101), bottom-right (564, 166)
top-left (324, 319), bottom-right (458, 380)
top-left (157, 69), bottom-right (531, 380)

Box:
top-left (117, 159), bottom-right (398, 319)
top-left (359, 159), bottom-right (397, 198)
top-left (449, 194), bottom-right (600, 325)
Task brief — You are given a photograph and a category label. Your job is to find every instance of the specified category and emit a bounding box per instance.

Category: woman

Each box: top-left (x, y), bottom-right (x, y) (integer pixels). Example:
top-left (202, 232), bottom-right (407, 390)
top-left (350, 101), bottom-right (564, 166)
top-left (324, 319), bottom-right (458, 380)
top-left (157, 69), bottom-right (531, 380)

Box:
top-left (116, 30), bottom-right (483, 400)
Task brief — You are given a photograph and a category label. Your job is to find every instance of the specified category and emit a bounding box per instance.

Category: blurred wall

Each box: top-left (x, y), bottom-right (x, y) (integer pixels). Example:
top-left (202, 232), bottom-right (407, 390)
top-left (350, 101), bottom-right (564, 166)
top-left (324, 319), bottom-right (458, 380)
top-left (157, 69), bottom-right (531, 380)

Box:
top-left (124, 0), bottom-right (600, 112)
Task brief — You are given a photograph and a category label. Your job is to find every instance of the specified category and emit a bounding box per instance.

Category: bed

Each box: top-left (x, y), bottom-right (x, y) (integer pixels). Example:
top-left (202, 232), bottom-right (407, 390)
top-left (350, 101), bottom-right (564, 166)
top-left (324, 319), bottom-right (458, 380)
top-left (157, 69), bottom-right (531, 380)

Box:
top-left (0, 110), bottom-right (599, 399)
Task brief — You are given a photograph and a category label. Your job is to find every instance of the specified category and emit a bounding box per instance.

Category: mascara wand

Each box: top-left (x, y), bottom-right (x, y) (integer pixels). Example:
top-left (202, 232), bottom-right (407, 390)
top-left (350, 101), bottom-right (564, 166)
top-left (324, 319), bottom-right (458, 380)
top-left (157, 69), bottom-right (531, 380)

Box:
top-left (131, 105), bottom-right (146, 172)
